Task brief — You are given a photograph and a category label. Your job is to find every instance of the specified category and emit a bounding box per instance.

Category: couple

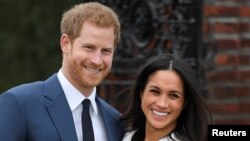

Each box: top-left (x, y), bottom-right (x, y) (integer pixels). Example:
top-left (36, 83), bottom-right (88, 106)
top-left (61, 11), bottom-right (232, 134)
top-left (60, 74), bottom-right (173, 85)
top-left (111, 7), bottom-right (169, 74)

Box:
top-left (0, 2), bottom-right (211, 141)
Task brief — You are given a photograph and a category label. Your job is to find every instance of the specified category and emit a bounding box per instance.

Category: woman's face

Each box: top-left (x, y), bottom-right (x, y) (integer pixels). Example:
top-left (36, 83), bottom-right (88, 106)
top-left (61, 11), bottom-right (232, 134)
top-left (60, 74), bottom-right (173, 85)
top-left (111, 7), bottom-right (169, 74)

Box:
top-left (141, 70), bottom-right (185, 134)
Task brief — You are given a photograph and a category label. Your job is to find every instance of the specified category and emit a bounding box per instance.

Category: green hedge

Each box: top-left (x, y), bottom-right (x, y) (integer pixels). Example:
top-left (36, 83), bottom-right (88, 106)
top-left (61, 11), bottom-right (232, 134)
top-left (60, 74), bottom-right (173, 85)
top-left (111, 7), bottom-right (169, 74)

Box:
top-left (0, 0), bottom-right (75, 92)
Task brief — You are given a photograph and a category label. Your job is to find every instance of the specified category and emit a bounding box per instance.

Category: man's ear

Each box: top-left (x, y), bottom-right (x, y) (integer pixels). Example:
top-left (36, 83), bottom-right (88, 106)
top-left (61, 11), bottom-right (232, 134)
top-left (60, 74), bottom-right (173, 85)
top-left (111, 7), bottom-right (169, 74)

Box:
top-left (60, 34), bottom-right (71, 53)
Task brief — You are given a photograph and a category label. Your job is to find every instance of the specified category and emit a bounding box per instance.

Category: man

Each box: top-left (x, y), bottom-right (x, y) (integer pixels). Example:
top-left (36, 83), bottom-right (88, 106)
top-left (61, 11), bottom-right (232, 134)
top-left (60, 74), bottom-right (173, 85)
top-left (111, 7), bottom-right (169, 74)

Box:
top-left (0, 2), bottom-right (124, 141)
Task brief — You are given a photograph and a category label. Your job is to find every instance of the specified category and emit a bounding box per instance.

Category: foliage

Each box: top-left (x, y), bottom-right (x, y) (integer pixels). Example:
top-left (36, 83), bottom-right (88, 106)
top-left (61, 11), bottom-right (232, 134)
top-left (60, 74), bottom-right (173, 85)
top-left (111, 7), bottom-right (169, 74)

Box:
top-left (0, 0), bottom-right (75, 92)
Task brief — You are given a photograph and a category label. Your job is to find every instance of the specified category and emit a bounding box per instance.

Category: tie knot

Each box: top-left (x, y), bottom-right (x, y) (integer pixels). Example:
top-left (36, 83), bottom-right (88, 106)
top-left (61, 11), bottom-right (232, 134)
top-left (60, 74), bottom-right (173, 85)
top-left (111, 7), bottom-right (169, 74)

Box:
top-left (82, 99), bottom-right (91, 109)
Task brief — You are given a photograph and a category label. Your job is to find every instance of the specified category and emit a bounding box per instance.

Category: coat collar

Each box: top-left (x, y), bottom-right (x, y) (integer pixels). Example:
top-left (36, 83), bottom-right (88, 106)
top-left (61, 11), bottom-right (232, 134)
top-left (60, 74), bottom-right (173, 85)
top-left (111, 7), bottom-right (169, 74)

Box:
top-left (43, 74), bottom-right (124, 141)
top-left (44, 74), bottom-right (78, 141)
top-left (96, 97), bottom-right (124, 141)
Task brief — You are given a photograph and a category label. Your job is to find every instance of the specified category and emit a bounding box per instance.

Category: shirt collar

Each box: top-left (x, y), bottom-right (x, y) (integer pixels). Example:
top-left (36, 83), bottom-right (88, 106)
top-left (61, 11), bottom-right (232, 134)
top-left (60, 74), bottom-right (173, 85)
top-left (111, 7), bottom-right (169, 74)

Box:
top-left (57, 69), bottom-right (98, 114)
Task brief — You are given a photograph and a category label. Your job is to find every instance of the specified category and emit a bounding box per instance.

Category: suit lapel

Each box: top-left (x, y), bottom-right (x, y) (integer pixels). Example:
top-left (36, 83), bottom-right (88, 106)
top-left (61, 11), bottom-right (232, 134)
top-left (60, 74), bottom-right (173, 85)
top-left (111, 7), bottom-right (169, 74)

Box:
top-left (44, 74), bottom-right (78, 141)
top-left (97, 99), bottom-right (113, 141)
top-left (96, 97), bottom-right (120, 141)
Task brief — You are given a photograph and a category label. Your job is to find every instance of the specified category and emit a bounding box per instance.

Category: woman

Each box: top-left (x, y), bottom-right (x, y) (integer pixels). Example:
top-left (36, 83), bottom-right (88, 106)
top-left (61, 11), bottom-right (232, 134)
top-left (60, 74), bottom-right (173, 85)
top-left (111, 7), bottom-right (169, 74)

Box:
top-left (122, 54), bottom-right (212, 141)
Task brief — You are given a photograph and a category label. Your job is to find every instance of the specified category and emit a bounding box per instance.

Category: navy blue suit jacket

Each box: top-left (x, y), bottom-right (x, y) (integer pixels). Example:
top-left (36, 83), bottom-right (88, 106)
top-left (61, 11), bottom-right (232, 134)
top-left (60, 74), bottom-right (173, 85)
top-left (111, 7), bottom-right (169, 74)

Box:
top-left (0, 74), bottom-right (124, 141)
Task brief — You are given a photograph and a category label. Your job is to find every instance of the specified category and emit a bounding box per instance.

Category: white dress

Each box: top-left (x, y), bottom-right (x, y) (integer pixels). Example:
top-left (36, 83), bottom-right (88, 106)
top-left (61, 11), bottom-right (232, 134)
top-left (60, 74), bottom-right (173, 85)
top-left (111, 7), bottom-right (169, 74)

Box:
top-left (122, 130), bottom-right (180, 141)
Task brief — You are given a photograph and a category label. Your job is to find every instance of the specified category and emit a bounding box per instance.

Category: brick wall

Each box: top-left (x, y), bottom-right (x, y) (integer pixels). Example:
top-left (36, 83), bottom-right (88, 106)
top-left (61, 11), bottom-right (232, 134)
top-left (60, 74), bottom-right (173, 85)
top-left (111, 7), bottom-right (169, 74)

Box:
top-left (203, 0), bottom-right (250, 124)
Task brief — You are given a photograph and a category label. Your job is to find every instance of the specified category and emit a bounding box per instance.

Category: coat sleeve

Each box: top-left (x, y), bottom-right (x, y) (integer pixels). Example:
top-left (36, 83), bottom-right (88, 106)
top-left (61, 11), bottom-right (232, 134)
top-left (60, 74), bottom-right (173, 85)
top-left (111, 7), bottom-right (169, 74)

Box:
top-left (0, 92), bottom-right (26, 141)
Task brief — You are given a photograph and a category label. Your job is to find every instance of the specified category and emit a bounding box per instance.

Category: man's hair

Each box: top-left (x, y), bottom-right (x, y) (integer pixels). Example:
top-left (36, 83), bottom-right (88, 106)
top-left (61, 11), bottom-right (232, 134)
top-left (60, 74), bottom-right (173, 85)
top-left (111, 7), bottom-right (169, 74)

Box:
top-left (60, 2), bottom-right (120, 46)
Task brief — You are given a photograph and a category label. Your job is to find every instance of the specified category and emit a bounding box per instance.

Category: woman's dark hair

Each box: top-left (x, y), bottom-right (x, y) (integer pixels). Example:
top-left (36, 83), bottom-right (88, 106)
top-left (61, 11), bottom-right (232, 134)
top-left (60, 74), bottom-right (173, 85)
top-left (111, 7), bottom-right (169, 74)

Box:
top-left (121, 53), bottom-right (212, 141)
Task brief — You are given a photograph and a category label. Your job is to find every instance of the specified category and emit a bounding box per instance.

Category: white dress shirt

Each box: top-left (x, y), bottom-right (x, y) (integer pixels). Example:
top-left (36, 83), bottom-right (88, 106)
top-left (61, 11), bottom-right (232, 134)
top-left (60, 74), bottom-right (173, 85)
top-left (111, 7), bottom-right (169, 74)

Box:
top-left (122, 130), bottom-right (180, 141)
top-left (57, 69), bottom-right (108, 141)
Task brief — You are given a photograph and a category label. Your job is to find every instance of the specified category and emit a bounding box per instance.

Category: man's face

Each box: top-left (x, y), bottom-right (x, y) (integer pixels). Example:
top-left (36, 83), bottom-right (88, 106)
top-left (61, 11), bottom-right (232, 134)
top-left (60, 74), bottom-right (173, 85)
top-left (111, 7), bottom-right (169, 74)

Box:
top-left (61, 22), bottom-right (115, 96)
